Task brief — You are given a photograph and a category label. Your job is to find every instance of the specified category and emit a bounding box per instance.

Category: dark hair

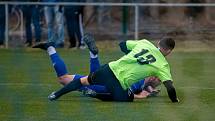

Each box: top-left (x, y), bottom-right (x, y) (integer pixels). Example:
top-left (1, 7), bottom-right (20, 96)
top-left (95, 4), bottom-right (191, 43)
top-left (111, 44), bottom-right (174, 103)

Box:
top-left (159, 37), bottom-right (175, 50)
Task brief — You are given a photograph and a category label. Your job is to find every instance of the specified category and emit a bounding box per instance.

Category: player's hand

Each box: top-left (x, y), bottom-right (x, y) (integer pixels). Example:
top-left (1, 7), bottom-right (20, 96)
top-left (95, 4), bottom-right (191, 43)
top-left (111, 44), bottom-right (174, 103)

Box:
top-left (134, 90), bottom-right (150, 99)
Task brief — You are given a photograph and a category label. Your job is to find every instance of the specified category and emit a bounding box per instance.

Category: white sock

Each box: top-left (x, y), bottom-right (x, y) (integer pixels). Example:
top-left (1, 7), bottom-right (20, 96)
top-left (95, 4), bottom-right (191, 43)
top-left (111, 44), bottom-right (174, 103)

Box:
top-left (47, 46), bottom-right (56, 56)
top-left (89, 51), bottom-right (98, 58)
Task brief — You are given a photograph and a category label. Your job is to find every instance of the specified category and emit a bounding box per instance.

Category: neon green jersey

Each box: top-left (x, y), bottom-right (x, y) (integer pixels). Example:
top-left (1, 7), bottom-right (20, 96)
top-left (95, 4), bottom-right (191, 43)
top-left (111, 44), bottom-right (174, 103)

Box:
top-left (109, 39), bottom-right (173, 90)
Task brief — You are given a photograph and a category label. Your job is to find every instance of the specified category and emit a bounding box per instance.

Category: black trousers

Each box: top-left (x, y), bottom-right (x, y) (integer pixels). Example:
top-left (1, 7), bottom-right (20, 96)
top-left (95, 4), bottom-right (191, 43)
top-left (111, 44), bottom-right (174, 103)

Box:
top-left (64, 10), bottom-right (83, 47)
top-left (0, 5), bottom-right (5, 45)
top-left (88, 64), bottom-right (134, 102)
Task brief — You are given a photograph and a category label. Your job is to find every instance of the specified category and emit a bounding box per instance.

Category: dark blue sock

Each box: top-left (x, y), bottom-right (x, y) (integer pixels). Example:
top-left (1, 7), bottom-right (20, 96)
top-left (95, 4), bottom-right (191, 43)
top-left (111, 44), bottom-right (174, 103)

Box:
top-left (84, 85), bottom-right (109, 94)
top-left (90, 57), bottom-right (100, 73)
top-left (54, 78), bottom-right (82, 98)
top-left (50, 53), bottom-right (68, 77)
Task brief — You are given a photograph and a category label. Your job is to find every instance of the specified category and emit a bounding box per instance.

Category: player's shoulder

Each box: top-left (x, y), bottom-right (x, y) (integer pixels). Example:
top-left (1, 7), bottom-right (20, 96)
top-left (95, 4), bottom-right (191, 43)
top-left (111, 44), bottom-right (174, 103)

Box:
top-left (154, 53), bottom-right (170, 68)
top-left (139, 39), bottom-right (151, 43)
top-left (127, 39), bottom-right (153, 45)
top-left (138, 39), bottom-right (154, 46)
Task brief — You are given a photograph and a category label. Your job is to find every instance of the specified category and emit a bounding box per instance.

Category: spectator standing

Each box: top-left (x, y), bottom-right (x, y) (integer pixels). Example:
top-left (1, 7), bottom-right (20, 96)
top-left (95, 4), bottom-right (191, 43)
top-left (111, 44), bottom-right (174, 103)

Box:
top-left (21, 0), bottom-right (41, 47)
top-left (43, 0), bottom-right (64, 48)
top-left (0, 2), bottom-right (5, 48)
top-left (63, 0), bottom-right (85, 49)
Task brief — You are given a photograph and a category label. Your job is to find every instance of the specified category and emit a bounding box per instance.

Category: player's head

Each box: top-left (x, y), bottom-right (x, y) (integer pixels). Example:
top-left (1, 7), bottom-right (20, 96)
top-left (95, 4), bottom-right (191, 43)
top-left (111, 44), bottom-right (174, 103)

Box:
top-left (157, 37), bottom-right (175, 56)
top-left (145, 77), bottom-right (161, 88)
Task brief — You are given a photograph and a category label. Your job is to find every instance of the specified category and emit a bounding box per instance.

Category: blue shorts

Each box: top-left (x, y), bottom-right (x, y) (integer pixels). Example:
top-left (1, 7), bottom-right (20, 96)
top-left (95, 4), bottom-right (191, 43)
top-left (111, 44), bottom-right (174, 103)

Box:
top-left (74, 74), bottom-right (85, 91)
top-left (73, 74), bottom-right (85, 80)
top-left (74, 74), bottom-right (109, 94)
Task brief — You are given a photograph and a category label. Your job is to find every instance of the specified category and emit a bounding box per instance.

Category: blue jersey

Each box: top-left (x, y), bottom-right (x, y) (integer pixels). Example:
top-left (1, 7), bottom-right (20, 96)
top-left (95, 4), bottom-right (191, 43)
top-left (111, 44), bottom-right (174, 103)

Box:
top-left (130, 80), bottom-right (145, 94)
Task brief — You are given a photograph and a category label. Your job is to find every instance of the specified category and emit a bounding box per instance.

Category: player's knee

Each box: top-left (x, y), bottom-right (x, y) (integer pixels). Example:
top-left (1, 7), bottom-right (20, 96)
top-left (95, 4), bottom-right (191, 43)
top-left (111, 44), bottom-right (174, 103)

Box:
top-left (58, 75), bottom-right (74, 85)
top-left (80, 76), bottom-right (90, 85)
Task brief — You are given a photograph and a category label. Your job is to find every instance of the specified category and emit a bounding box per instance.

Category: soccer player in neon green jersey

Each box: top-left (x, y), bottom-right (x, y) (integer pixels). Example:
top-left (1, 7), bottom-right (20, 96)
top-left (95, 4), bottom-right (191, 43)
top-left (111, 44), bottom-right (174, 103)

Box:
top-left (47, 34), bottom-right (179, 102)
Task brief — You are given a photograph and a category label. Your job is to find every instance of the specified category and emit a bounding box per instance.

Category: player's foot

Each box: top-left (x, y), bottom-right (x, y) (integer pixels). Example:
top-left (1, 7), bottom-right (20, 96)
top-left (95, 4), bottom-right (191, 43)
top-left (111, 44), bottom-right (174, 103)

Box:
top-left (83, 33), bottom-right (98, 55)
top-left (32, 41), bottom-right (55, 50)
top-left (0, 44), bottom-right (5, 48)
top-left (82, 87), bottom-right (97, 97)
top-left (79, 43), bottom-right (86, 50)
top-left (48, 91), bottom-right (58, 101)
top-left (24, 41), bottom-right (32, 47)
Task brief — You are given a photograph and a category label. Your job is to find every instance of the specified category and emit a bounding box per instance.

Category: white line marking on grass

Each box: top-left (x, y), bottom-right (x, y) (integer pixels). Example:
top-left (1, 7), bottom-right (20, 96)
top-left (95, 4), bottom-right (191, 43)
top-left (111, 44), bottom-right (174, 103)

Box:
top-left (179, 86), bottom-right (215, 90)
top-left (0, 83), bottom-right (215, 90)
top-left (0, 83), bottom-right (54, 86)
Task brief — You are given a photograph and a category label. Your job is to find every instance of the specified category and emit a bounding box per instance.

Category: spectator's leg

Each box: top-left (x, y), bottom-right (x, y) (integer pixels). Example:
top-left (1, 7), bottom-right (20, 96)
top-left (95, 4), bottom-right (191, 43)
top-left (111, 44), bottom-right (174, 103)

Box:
top-left (78, 13), bottom-right (85, 48)
top-left (23, 6), bottom-right (33, 46)
top-left (54, 6), bottom-right (64, 47)
top-left (32, 6), bottom-right (41, 43)
top-left (64, 10), bottom-right (76, 48)
top-left (0, 5), bottom-right (5, 46)
top-left (44, 6), bottom-right (54, 42)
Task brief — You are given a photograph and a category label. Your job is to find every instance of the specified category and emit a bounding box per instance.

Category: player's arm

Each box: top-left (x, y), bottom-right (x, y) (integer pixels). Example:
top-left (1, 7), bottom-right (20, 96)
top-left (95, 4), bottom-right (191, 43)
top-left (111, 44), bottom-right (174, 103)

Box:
top-left (130, 79), bottom-right (145, 94)
top-left (119, 40), bottom-right (138, 54)
top-left (163, 80), bottom-right (179, 103)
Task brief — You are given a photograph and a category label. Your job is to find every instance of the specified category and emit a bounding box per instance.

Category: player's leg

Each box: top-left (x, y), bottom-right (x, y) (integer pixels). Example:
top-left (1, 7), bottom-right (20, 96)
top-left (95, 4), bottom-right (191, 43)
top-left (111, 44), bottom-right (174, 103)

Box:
top-left (80, 33), bottom-right (108, 94)
top-left (79, 54), bottom-right (109, 97)
top-left (33, 42), bottom-right (72, 85)
top-left (89, 52), bottom-right (100, 73)
top-left (100, 65), bottom-right (133, 102)
top-left (47, 46), bottom-right (71, 85)
top-left (48, 75), bottom-right (113, 101)
top-left (47, 34), bottom-right (108, 101)
top-left (47, 58), bottom-right (131, 102)
top-left (47, 64), bottom-right (109, 101)
top-left (83, 33), bottom-right (98, 55)
top-left (81, 85), bottom-right (108, 94)
top-left (48, 76), bottom-right (88, 101)
top-left (77, 48), bottom-right (105, 94)
top-left (80, 36), bottom-right (102, 91)
top-left (86, 64), bottom-right (133, 102)
top-left (83, 33), bottom-right (100, 73)
top-left (82, 34), bottom-right (113, 96)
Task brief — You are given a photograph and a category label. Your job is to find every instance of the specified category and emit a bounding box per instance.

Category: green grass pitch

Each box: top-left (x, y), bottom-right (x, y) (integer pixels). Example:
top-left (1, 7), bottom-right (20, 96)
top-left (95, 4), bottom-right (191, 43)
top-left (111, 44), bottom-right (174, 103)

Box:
top-left (0, 47), bottom-right (215, 121)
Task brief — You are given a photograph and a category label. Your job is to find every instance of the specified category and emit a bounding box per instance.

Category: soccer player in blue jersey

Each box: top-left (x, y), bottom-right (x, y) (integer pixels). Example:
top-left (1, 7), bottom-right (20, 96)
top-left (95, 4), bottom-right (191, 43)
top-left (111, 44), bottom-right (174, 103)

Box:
top-left (79, 50), bottom-right (161, 100)
top-left (41, 33), bottom-right (179, 102)
top-left (79, 38), bottom-right (161, 99)
top-left (33, 34), bottom-right (161, 101)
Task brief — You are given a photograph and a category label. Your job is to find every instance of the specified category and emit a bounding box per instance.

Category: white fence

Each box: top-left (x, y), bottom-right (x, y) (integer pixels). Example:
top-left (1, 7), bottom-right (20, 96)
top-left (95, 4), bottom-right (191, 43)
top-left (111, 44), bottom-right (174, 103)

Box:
top-left (1, 2), bottom-right (215, 48)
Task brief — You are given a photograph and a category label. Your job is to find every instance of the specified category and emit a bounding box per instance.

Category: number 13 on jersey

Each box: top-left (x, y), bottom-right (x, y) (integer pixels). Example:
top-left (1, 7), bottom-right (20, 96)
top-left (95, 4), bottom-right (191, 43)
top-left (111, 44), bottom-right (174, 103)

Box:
top-left (134, 49), bottom-right (156, 65)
